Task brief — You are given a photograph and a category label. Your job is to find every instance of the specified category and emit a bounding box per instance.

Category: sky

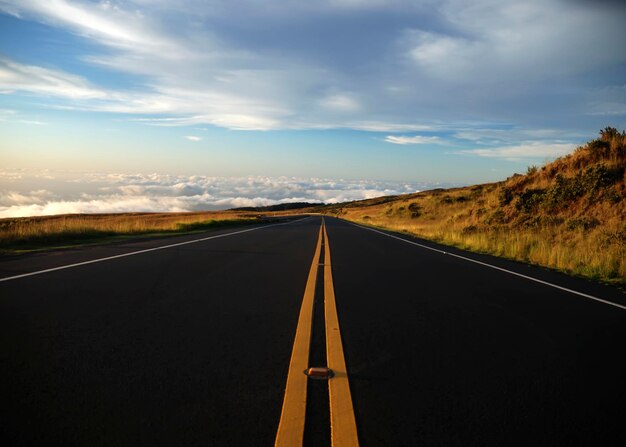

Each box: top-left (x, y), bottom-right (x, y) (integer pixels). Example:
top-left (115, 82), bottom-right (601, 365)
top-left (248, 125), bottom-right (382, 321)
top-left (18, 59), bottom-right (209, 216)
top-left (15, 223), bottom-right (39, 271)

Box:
top-left (1, 0), bottom-right (625, 217)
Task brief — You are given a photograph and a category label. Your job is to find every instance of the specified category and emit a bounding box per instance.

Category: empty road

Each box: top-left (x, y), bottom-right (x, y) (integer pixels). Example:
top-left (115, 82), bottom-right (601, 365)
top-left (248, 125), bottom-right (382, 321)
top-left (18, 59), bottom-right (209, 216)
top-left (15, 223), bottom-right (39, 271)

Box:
top-left (1, 216), bottom-right (625, 446)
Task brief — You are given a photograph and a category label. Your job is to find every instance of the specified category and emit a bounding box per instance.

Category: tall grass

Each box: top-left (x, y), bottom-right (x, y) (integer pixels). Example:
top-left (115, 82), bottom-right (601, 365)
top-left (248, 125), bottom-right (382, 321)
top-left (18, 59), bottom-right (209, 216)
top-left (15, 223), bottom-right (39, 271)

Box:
top-left (0, 211), bottom-right (261, 251)
top-left (328, 128), bottom-right (626, 285)
top-left (342, 209), bottom-right (625, 284)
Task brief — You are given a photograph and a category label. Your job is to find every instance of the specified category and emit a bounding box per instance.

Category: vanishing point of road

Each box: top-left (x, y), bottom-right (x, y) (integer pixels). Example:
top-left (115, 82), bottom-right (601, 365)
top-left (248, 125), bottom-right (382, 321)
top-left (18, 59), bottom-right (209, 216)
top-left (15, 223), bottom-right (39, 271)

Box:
top-left (1, 216), bottom-right (625, 446)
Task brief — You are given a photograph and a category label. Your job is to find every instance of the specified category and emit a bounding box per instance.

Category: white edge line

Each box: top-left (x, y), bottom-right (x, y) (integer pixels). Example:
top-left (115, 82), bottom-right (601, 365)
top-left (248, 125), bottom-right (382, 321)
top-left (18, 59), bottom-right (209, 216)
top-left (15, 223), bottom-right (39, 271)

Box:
top-left (344, 220), bottom-right (626, 312)
top-left (0, 217), bottom-right (313, 283)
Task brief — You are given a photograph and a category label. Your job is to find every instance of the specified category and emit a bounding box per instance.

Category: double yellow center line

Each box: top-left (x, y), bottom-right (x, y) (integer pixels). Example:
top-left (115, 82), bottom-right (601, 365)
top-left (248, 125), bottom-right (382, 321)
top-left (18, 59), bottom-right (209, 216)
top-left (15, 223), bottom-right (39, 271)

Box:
top-left (275, 220), bottom-right (359, 446)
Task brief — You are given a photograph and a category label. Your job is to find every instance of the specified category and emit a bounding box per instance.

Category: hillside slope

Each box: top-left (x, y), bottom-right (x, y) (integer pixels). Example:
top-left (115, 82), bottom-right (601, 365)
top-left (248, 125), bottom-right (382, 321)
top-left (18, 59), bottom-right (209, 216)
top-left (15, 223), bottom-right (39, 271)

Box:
top-left (323, 128), bottom-right (626, 285)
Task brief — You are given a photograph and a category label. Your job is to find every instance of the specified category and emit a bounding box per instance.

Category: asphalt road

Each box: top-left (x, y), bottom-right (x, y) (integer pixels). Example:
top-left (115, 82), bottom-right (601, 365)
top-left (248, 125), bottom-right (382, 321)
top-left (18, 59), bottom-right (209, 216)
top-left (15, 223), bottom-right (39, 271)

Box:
top-left (1, 216), bottom-right (625, 446)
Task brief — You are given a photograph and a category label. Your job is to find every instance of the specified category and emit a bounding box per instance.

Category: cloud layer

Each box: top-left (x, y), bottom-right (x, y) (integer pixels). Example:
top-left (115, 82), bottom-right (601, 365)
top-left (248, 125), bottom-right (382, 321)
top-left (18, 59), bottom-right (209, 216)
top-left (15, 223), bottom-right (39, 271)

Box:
top-left (0, 170), bottom-right (436, 218)
top-left (458, 142), bottom-right (576, 159)
top-left (1, 0), bottom-right (624, 132)
top-left (385, 135), bottom-right (441, 145)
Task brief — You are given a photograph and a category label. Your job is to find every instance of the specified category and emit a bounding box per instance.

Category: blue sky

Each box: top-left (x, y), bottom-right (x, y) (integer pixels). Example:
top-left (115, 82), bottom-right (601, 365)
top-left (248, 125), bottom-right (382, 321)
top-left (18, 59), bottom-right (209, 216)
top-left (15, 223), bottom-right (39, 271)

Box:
top-left (1, 0), bottom-right (625, 216)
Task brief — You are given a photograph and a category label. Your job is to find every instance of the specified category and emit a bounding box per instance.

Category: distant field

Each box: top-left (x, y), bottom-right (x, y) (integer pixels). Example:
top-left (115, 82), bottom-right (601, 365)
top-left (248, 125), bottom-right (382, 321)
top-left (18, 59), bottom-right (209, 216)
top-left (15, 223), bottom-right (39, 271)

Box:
top-left (322, 128), bottom-right (626, 286)
top-left (0, 211), bottom-right (272, 253)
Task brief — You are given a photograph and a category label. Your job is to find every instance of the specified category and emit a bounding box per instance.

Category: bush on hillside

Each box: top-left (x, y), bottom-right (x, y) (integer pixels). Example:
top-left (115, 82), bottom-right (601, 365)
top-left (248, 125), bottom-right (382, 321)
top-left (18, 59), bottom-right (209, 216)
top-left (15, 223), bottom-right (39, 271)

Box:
top-left (503, 128), bottom-right (625, 213)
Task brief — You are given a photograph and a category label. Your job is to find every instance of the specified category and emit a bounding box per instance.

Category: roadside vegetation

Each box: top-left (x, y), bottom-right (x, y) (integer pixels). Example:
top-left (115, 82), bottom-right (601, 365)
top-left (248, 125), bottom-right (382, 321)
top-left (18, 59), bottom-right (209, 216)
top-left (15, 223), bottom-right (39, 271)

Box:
top-left (323, 128), bottom-right (626, 285)
top-left (0, 211), bottom-right (265, 253)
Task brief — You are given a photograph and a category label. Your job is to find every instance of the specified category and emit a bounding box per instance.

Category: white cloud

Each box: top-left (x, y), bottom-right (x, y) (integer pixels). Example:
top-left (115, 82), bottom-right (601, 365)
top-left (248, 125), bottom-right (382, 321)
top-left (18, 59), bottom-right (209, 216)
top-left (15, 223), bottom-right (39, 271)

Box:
top-left (453, 127), bottom-right (588, 144)
top-left (0, 171), bottom-right (435, 218)
top-left (0, 189), bottom-right (53, 206)
top-left (409, 32), bottom-right (477, 77)
top-left (458, 142), bottom-right (576, 159)
top-left (3, 0), bottom-right (184, 56)
top-left (347, 122), bottom-right (438, 132)
top-left (0, 0), bottom-right (624, 132)
top-left (0, 57), bottom-right (108, 99)
top-left (385, 135), bottom-right (441, 145)
top-left (0, 196), bottom-right (190, 218)
top-left (407, 0), bottom-right (626, 83)
top-left (185, 135), bottom-right (202, 141)
top-left (0, 58), bottom-right (286, 130)
top-left (320, 94), bottom-right (361, 112)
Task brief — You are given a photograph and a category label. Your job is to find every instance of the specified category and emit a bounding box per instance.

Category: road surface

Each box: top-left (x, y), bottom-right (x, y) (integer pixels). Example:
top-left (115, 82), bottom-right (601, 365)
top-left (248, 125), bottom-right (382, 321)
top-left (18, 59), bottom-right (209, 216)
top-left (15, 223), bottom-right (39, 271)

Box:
top-left (1, 216), bottom-right (625, 446)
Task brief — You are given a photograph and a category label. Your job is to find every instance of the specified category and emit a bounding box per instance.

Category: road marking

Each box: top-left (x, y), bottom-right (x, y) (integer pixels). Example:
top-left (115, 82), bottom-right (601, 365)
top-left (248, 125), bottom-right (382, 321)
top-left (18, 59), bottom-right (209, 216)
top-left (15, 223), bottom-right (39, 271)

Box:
top-left (323, 223), bottom-right (359, 446)
top-left (275, 223), bottom-right (323, 446)
top-left (276, 221), bottom-right (359, 445)
top-left (346, 220), bottom-right (626, 312)
top-left (0, 217), bottom-right (311, 283)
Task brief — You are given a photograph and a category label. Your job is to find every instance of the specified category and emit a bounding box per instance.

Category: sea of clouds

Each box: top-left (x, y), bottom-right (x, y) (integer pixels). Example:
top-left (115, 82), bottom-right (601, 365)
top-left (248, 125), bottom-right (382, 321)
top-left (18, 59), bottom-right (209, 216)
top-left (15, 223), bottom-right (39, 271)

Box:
top-left (0, 170), bottom-right (444, 218)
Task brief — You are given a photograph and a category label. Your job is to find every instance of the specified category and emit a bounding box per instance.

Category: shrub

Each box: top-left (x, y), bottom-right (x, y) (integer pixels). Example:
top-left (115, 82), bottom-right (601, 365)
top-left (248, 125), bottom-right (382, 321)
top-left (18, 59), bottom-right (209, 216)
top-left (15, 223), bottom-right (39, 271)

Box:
top-left (408, 202), bottom-right (421, 218)
top-left (515, 188), bottom-right (546, 213)
top-left (485, 210), bottom-right (505, 225)
top-left (498, 187), bottom-right (514, 206)
top-left (582, 164), bottom-right (623, 192)
top-left (566, 217), bottom-right (600, 231)
top-left (600, 127), bottom-right (620, 141)
top-left (543, 174), bottom-right (582, 209)
top-left (587, 139), bottom-right (610, 154)
top-left (519, 216), bottom-right (543, 229)
top-left (604, 188), bottom-right (622, 204)
top-left (440, 196), bottom-right (454, 204)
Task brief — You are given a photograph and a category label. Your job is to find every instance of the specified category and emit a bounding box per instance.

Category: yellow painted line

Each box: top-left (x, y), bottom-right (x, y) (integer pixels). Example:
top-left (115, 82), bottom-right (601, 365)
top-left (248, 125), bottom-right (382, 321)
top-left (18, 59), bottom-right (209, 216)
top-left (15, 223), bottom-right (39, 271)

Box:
top-left (323, 223), bottom-right (359, 446)
top-left (275, 223), bottom-right (324, 446)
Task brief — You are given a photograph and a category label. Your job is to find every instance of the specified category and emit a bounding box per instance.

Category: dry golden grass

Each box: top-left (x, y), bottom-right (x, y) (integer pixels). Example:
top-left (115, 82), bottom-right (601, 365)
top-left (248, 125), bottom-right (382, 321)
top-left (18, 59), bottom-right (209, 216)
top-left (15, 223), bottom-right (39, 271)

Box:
top-left (0, 211), bottom-right (265, 251)
top-left (324, 128), bottom-right (626, 285)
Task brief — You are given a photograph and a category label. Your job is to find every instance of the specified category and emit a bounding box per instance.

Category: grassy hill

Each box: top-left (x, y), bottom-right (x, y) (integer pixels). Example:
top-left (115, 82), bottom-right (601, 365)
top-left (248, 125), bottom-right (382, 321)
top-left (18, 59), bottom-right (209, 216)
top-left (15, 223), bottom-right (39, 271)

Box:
top-left (322, 127), bottom-right (626, 285)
